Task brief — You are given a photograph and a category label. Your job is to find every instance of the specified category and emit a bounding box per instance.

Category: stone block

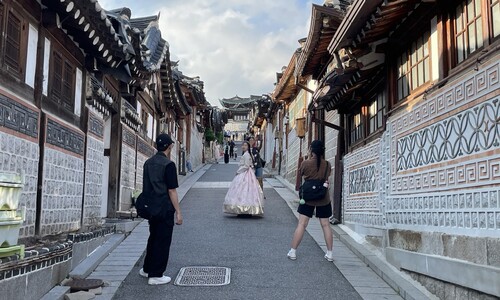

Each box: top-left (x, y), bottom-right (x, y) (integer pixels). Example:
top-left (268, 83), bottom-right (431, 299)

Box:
top-left (26, 267), bottom-right (53, 300)
top-left (486, 238), bottom-right (500, 268)
top-left (455, 286), bottom-right (469, 300)
top-left (469, 290), bottom-right (499, 300)
top-left (442, 235), bottom-right (487, 264)
top-left (388, 229), bottom-right (422, 252)
top-left (52, 260), bottom-right (72, 286)
top-left (71, 242), bottom-right (90, 270)
top-left (40, 286), bottom-right (71, 300)
top-left (443, 282), bottom-right (456, 300)
top-left (0, 275), bottom-right (27, 300)
top-left (64, 291), bottom-right (95, 300)
top-left (420, 232), bottom-right (444, 255)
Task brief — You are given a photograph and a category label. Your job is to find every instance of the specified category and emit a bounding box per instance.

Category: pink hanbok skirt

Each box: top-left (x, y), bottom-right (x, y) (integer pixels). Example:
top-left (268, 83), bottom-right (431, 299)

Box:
top-left (223, 169), bottom-right (264, 216)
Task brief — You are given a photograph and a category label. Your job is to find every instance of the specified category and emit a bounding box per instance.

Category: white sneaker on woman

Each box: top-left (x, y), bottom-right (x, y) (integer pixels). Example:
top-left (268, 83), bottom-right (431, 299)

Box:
top-left (287, 249), bottom-right (296, 260)
top-left (148, 276), bottom-right (171, 285)
top-left (324, 252), bottom-right (334, 262)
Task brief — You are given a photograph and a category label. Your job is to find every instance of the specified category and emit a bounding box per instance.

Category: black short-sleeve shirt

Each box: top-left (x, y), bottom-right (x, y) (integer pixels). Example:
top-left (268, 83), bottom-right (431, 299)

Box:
top-left (164, 162), bottom-right (179, 190)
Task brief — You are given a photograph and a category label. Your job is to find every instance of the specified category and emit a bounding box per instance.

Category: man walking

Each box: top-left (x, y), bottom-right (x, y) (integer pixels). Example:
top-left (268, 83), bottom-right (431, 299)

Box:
top-left (140, 133), bottom-right (183, 285)
top-left (229, 139), bottom-right (235, 159)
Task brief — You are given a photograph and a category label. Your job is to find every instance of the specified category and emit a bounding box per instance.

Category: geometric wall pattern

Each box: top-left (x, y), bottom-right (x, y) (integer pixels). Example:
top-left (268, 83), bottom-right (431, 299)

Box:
top-left (343, 139), bottom-right (385, 228)
top-left (343, 59), bottom-right (500, 237)
top-left (386, 188), bottom-right (500, 235)
top-left (349, 164), bottom-right (376, 194)
top-left (397, 98), bottom-right (500, 171)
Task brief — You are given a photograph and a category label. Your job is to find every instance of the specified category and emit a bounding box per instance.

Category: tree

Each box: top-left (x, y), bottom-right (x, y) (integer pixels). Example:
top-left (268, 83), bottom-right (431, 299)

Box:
top-left (216, 131), bottom-right (223, 144)
top-left (204, 128), bottom-right (215, 142)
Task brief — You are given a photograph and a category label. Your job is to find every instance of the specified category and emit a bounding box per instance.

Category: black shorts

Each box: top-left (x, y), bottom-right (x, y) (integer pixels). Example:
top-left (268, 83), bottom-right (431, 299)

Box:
top-left (297, 203), bottom-right (332, 218)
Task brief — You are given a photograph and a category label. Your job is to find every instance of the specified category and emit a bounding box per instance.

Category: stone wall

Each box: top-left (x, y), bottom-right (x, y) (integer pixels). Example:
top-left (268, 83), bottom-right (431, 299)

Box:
top-left (40, 118), bottom-right (85, 236)
top-left (325, 110), bottom-right (340, 194)
top-left (0, 93), bottom-right (39, 238)
top-left (83, 113), bottom-right (105, 228)
top-left (190, 129), bottom-right (204, 168)
top-left (285, 130), bottom-right (299, 184)
top-left (120, 127), bottom-right (137, 211)
top-left (342, 138), bottom-right (386, 233)
top-left (135, 137), bottom-right (155, 192)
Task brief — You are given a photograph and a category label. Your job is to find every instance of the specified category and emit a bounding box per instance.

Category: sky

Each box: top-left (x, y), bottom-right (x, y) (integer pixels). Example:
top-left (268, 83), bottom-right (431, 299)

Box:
top-left (98, 0), bottom-right (324, 107)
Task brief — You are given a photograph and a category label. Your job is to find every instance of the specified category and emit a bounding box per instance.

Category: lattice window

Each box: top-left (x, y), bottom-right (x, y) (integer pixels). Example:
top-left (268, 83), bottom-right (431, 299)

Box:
top-left (492, 0), bottom-right (500, 37)
top-left (368, 91), bottom-right (386, 135)
top-left (349, 112), bottom-right (363, 145)
top-left (455, 0), bottom-right (484, 63)
top-left (397, 30), bottom-right (430, 101)
top-left (50, 50), bottom-right (75, 113)
top-left (4, 9), bottom-right (23, 75)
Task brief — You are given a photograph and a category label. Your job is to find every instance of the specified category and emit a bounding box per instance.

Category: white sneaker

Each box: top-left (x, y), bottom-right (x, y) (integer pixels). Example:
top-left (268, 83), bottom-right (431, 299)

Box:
top-left (139, 268), bottom-right (148, 278)
top-left (324, 252), bottom-right (334, 262)
top-left (287, 249), bottom-right (296, 260)
top-left (148, 276), bottom-right (171, 285)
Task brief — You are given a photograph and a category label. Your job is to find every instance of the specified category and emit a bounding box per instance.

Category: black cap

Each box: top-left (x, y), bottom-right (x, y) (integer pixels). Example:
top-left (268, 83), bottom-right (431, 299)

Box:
top-left (156, 133), bottom-right (174, 151)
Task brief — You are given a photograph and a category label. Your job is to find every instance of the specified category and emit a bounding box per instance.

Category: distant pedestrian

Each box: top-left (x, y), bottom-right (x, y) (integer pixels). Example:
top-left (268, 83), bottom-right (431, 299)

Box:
top-left (288, 140), bottom-right (333, 262)
top-left (224, 143), bottom-right (230, 164)
top-left (186, 152), bottom-right (193, 172)
top-left (223, 141), bottom-right (264, 216)
top-left (140, 133), bottom-right (183, 285)
top-left (229, 140), bottom-right (235, 158)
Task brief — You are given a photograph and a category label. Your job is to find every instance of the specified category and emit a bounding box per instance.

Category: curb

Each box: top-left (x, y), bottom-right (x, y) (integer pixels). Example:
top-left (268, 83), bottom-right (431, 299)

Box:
top-left (273, 174), bottom-right (436, 300)
top-left (69, 234), bottom-right (126, 279)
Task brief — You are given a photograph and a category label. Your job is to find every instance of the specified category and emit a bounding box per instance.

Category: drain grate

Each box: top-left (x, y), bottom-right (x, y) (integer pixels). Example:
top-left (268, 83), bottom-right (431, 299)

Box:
top-left (174, 266), bottom-right (231, 286)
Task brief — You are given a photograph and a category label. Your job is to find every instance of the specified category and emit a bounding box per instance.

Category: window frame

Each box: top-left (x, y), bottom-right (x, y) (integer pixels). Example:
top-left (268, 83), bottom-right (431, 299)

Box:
top-left (347, 90), bottom-right (387, 149)
top-left (396, 29), bottom-right (432, 102)
top-left (0, 2), bottom-right (28, 80)
top-left (48, 46), bottom-right (77, 115)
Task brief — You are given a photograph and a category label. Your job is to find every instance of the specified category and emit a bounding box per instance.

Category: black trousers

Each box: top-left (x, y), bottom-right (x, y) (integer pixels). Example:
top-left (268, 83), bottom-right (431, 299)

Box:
top-left (143, 213), bottom-right (174, 278)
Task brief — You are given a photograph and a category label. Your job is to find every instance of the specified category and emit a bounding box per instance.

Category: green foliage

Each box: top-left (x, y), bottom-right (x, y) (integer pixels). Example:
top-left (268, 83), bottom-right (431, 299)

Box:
top-left (204, 128), bottom-right (216, 142)
top-left (216, 131), bottom-right (224, 144)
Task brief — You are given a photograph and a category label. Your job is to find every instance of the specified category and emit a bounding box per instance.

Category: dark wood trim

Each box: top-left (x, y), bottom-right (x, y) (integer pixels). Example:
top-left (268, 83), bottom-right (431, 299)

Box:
top-left (35, 111), bottom-right (47, 236)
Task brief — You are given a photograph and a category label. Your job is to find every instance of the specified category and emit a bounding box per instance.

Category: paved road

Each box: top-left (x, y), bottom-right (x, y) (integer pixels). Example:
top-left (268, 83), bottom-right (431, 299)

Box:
top-left (112, 163), bottom-right (362, 300)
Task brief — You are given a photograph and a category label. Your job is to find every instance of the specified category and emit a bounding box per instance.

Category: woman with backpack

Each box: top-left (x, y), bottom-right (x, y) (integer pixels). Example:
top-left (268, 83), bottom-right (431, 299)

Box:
top-left (287, 140), bottom-right (334, 262)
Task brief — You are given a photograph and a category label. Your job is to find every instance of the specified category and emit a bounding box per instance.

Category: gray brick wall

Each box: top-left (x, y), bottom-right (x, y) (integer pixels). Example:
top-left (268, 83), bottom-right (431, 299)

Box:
top-left (135, 152), bottom-right (148, 192)
top-left (83, 136), bottom-right (104, 227)
top-left (0, 132), bottom-right (38, 238)
top-left (120, 143), bottom-right (136, 211)
top-left (40, 148), bottom-right (84, 236)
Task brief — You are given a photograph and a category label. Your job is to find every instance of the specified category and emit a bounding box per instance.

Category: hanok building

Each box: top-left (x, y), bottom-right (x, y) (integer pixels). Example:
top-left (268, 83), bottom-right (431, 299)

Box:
top-left (303, 0), bottom-right (500, 298)
top-left (219, 95), bottom-right (259, 141)
top-left (0, 1), bottom-right (213, 298)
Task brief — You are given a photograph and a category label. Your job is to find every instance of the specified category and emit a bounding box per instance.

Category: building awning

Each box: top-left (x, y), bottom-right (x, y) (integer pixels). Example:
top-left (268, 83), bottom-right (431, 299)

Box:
top-left (295, 4), bottom-right (344, 79)
top-left (41, 0), bottom-right (129, 68)
top-left (272, 52), bottom-right (298, 103)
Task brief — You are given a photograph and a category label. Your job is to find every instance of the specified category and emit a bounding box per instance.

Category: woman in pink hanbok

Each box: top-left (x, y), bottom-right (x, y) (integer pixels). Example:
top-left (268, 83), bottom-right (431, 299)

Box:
top-left (223, 141), bottom-right (264, 216)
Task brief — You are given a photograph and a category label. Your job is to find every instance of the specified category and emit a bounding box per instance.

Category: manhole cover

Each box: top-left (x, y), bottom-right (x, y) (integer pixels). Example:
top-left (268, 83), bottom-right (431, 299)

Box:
top-left (174, 266), bottom-right (231, 286)
top-left (67, 278), bottom-right (103, 291)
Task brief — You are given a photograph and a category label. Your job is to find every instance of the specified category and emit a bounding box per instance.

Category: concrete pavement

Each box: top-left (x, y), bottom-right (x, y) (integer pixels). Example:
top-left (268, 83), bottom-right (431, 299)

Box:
top-left (58, 160), bottom-right (434, 300)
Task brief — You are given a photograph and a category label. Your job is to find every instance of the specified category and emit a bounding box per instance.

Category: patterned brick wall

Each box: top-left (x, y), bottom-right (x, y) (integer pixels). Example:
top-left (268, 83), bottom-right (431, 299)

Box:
top-left (0, 132), bottom-right (39, 238)
top-left (342, 139), bottom-right (386, 228)
top-left (386, 58), bottom-right (500, 237)
top-left (135, 137), bottom-right (154, 192)
top-left (285, 130), bottom-right (299, 184)
top-left (40, 148), bottom-right (84, 235)
top-left (120, 127), bottom-right (136, 211)
top-left (325, 110), bottom-right (340, 199)
top-left (83, 113), bottom-right (105, 227)
top-left (0, 94), bottom-right (39, 238)
top-left (190, 130), bottom-right (204, 168)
